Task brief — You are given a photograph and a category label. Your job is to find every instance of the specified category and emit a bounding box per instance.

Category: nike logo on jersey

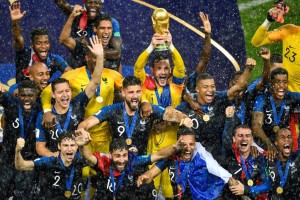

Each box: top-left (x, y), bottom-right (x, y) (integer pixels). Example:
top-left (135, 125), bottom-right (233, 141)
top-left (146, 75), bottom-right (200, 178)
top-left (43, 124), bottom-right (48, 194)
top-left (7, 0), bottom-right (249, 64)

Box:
top-left (102, 78), bottom-right (108, 84)
top-left (71, 114), bottom-right (77, 119)
top-left (234, 167), bottom-right (242, 174)
top-left (117, 121), bottom-right (125, 124)
top-left (188, 111), bottom-right (195, 117)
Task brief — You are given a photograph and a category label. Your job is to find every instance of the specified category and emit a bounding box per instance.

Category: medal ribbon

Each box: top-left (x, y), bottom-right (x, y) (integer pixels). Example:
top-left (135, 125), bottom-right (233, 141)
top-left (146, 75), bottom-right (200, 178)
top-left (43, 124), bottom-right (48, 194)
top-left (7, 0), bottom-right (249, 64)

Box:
top-left (175, 156), bottom-right (191, 191)
top-left (110, 167), bottom-right (126, 198)
top-left (18, 105), bottom-right (35, 139)
top-left (59, 156), bottom-right (75, 192)
top-left (123, 105), bottom-right (139, 140)
top-left (200, 105), bottom-right (209, 114)
top-left (155, 84), bottom-right (171, 108)
top-left (233, 144), bottom-right (246, 180)
top-left (86, 67), bottom-right (100, 97)
top-left (235, 101), bottom-right (245, 125)
top-left (270, 96), bottom-right (286, 126)
top-left (276, 157), bottom-right (292, 188)
top-left (52, 105), bottom-right (73, 134)
top-left (240, 156), bottom-right (253, 181)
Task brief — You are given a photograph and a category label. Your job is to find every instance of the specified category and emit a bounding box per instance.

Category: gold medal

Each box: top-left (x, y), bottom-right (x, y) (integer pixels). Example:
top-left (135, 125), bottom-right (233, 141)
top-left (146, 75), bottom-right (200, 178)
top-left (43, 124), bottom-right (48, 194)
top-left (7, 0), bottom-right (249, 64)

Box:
top-left (276, 186), bottom-right (283, 194)
top-left (126, 138), bottom-right (132, 145)
top-left (64, 191), bottom-right (72, 198)
top-left (247, 179), bottom-right (253, 186)
top-left (96, 96), bottom-right (103, 103)
top-left (202, 114), bottom-right (210, 122)
top-left (273, 126), bottom-right (280, 132)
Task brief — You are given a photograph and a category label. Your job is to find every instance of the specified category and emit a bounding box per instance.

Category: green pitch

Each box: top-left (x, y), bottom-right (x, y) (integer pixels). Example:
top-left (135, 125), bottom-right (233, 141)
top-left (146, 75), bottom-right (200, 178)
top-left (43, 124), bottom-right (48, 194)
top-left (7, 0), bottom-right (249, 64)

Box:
top-left (237, 0), bottom-right (299, 81)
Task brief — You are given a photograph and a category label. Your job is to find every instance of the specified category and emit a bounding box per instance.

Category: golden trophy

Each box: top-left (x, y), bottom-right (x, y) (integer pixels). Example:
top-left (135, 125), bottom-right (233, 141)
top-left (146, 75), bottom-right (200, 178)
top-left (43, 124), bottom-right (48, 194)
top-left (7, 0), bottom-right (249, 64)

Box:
top-left (152, 8), bottom-right (170, 51)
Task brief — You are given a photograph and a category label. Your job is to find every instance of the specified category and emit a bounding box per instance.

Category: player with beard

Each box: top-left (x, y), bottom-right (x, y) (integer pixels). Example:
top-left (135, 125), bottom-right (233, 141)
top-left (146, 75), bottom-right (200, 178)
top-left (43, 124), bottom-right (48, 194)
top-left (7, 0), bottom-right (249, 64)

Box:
top-left (15, 131), bottom-right (88, 200)
top-left (76, 75), bottom-right (192, 199)
top-left (137, 127), bottom-right (233, 200)
top-left (0, 80), bottom-right (41, 199)
top-left (36, 35), bottom-right (104, 157)
top-left (176, 58), bottom-right (255, 161)
top-left (267, 128), bottom-right (300, 199)
top-left (252, 68), bottom-right (300, 161)
top-left (60, 6), bottom-right (121, 71)
top-left (75, 133), bottom-right (183, 200)
top-left (54, 0), bottom-right (122, 69)
top-left (9, 1), bottom-right (72, 83)
top-left (77, 76), bottom-right (193, 155)
top-left (221, 125), bottom-right (270, 200)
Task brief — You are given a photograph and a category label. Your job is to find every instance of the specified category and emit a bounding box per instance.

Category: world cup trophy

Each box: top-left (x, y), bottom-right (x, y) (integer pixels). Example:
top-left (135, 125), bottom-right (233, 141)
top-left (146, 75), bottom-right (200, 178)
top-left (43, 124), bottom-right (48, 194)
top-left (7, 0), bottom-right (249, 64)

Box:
top-left (152, 8), bottom-right (170, 51)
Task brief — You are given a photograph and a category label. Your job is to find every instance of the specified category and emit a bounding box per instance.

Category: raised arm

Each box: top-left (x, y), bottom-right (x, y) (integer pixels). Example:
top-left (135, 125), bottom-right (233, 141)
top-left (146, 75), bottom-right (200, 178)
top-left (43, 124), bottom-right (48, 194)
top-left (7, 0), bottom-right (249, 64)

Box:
top-left (251, 111), bottom-right (276, 161)
top-left (163, 106), bottom-right (193, 128)
top-left (9, 1), bottom-right (26, 51)
top-left (137, 165), bottom-right (163, 187)
top-left (41, 84), bottom-right (57, 129)
top-left (59, 5), bottom-right (83, 50)
top-left (15, 138), bottom-right (34, 171)
top-left (251, 7), bottom-right (287, 47)
top-left (195, 12), bottom-right (211, 74)
top-left (255, 48), bottom-right (271, 91)
top-left (227, 58), bottom-right (256, 100)
top-left (84, 35), bottom-right (104, 99)
top-left (134, 34), bottom-right (166, 83)
top-left (77, 116), bottom-right (100, 131)
top-left (150, 137), bottom-right (182, 162)
top-left (36, 142), bottom-right (59, 157)
top-left (75, 130), bottom-right (97, 166)
top-left (168, 32), bottom-right (185, 80)
top-left (54, 0), bottom-right (73, 16)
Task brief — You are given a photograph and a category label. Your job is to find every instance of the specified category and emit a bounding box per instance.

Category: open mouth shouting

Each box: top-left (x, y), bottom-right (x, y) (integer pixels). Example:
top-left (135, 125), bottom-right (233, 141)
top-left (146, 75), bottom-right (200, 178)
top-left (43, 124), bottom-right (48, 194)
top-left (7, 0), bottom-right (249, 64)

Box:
top-left (22, 101), bottom-right (33, 111)
top-left (205, 93), bottom-right (214, 103)
top-left (60, 98), bottom-right (70, 108)
top-left (130, 98), bottom-right (139, 110)
top-left (39, 81), bottom-right (48, 90)
top-left (65, 152), bottom-right (74, 161)
top-left (89, 8), bottom-right (97, 19)
top-left (181, 150), bottom-right (192, 162)
top-left (101, 34), bottom-right (110, 45)
top-left (276, 89), bottom-right (286, 99)
top-left (38, 50), bottom-right (48, 60)
top-left (282, 143), bottom-right (291, 156)
top-left (157, 75), bottom-right (168, 86)
top-left (239, 142), bottom-right (249, 152)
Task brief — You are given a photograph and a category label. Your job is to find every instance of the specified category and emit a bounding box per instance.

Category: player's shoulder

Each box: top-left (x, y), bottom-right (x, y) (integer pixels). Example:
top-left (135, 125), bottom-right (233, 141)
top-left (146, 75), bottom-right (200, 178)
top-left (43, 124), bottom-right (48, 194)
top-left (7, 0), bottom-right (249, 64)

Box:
top-left (62, 66), bottom-right (86, 77)
top-left (276, 24), bottom-right (299, 32)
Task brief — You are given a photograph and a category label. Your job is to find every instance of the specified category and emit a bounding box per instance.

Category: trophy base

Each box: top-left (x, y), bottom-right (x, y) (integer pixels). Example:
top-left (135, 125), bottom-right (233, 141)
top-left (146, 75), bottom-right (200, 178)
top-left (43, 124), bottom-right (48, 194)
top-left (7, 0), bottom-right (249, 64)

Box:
top-left (155, 43), bottom-right (169, 52)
